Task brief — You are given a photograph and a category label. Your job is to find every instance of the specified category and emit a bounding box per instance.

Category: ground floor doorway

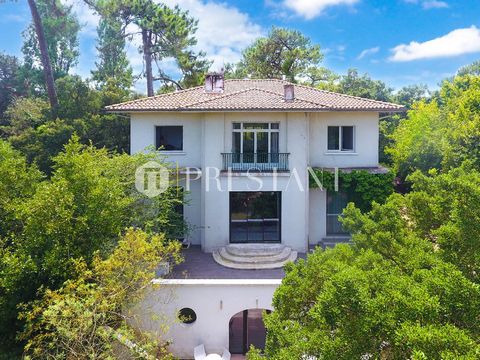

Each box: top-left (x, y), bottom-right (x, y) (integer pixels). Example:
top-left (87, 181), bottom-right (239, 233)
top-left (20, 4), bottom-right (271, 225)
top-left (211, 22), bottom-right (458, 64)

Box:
top-left (230, 192), bottom-right (281, 243)
top-left (229, 309), bottom-right (270, 355)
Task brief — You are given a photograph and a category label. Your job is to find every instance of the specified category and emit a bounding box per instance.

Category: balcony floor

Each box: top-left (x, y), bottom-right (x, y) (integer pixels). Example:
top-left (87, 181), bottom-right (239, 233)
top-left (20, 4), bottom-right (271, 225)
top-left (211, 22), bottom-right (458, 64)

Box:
top-left (163, 245), bottom-right (307, 280)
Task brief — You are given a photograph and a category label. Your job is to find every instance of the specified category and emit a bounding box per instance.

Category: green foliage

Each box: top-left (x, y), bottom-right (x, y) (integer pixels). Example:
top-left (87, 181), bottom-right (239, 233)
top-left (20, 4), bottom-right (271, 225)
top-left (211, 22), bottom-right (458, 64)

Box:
top-left (256, 183), bottom-right (480, 359)
top-left (0, 52), bottom-right (25, 118)
top-left (406, 165), bottom-right (480, 282)
top-left (0, 137), bottom-right (187, 355)
top-left (309, 169), bottom-right (394, 211)
top-left (106, 0), bottom-right (208, 91)
top-left (1, 75), bottom-right (129, 173)
top-left (235, 27), bottom-right (323, 82)
top-left (92, 16), bottom-right (133, 96)
top-left (21, 0), bottom-right (80, 83)
top-left (0, 140), bottom-right (42, 237)
top-left (333, 68), bottom-right (394, 102)
top-left (388, 72), bottom-right (480, 179)
top-left (302, 66), bottom-right (339, 89)
top-left (1, 97), bottom-right (50, 137)
top-left (394, 84), bottom-right (430, 110)
top-left (456, 60), bottom-right (480, 77)
top-left (440, 75), bottom-right (480, 169)
top-left (54, 75), bottom-right (102, 119)
top-left (20, 228), bottom-right (181, 359)
top-left (387, 101), bottom-right (446, 179)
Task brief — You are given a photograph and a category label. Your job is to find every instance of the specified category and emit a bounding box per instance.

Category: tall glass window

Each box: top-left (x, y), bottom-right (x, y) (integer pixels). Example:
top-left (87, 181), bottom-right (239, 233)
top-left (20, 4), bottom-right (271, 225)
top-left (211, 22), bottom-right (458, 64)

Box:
top-left (232, 123), bottom-right (280, 155)
top-left (230, 192), bottom-right (281, 243)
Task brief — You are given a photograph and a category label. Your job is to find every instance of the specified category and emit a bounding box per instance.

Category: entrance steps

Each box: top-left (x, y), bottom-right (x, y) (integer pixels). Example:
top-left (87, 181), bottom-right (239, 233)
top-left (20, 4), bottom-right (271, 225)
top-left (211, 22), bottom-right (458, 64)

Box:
top-left (213, 244), bottom-right (297, 270)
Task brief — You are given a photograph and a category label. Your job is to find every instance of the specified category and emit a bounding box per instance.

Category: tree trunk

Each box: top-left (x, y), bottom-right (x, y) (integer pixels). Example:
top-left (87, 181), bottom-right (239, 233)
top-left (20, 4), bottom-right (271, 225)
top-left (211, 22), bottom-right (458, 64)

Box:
top-left (142, 28), bottom-right (154, 97)
top-left (27, 0), bottom-right (58, 108)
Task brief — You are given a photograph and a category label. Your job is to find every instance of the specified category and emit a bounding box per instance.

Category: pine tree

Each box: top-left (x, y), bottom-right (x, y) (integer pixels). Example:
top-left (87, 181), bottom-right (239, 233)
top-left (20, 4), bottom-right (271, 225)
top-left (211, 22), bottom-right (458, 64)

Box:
top-left (92, 16), bottom-right (133, 99)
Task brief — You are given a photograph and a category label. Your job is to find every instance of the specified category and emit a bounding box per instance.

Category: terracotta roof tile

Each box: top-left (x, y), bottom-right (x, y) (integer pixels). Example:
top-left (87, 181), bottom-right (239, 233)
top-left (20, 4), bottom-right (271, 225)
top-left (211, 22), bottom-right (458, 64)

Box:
top-left (105, 79), bottom-right (405, 112)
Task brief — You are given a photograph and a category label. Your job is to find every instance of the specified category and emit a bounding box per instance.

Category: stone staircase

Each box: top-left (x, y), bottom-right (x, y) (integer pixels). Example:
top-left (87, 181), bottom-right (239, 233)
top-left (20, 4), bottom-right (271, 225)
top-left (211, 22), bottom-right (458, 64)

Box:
top-left (213, 244), bottom-right (297, 270)
top-left (318, 236), bottom-right (352, 249)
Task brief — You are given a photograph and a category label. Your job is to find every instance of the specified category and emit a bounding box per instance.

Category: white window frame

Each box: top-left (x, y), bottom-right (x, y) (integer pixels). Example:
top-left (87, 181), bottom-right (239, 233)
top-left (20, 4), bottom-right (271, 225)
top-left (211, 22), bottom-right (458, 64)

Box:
top-left (232, 122), bottom-right (280, 154)
top-left (327, 125), bottom-right (355, 152)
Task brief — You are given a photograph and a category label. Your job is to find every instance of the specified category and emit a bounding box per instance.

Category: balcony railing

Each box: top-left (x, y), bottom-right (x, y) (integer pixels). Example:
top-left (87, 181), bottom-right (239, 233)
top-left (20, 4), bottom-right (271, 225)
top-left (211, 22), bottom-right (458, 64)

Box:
top-left (221, 153), bottom-right (289, 171)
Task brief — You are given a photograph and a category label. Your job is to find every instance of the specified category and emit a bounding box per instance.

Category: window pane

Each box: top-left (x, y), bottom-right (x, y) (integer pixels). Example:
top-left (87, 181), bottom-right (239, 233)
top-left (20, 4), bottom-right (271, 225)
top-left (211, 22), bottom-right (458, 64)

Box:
top-left (327, 191), bottom-right (348, 214)
top-left (327, 126), bottom-right (339, 150)
top-left (270, 123), bottom-right (279, 129)
top-left (270, 132), bottom-right (279, 153)
top-left (257, 132), bottom-right (268, 153)
top-left (230, 193), bottom-right (247, 220)
top-left (243, 132), bottom-right (254, 154)
top-left (326, 191), bottom-right (349, 235)
top-left (342, 126), bottom-right (354, 151)
top-left (232, 132), bottom-right (241, 153)
top-left (233, 122), bottom-right (241, 129)
top-left (156, 126), bottom-right (183, 151)
top-left (244, 123), bottom-right (268, 129)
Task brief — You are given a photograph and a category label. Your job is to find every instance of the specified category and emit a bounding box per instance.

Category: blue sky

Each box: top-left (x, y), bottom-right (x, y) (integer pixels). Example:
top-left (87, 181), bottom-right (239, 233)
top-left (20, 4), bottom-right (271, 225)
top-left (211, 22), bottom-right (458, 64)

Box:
top-left (1, 0), bottom-right (480, 92)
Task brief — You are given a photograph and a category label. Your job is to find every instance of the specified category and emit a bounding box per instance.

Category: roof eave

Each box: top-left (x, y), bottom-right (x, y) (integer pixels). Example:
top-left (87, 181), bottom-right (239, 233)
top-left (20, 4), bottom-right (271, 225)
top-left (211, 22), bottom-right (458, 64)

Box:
top-left (104, 107), bottom-right (405, 114)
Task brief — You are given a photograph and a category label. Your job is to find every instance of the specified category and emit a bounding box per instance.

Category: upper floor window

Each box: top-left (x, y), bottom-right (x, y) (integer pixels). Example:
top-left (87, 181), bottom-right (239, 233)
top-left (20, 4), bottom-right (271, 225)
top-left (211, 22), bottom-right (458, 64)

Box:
top-left (156, 126), bottom-right (183, 151)
top-left (327, 126), bottom-right (354, 152)
top-left (232, 123), bottom-right (279, 154)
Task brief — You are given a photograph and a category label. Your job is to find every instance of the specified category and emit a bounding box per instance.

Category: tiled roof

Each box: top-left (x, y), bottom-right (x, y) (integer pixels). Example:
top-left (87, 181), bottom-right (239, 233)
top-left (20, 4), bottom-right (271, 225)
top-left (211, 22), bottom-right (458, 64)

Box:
top-left (105, 79), bottom-right (405, 112)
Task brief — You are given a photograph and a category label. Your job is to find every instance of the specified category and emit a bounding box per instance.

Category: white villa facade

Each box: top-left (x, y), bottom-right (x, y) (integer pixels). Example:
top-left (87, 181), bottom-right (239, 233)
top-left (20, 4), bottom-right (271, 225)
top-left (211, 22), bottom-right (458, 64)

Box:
top-left (107, 75), bottom-right (403, 359)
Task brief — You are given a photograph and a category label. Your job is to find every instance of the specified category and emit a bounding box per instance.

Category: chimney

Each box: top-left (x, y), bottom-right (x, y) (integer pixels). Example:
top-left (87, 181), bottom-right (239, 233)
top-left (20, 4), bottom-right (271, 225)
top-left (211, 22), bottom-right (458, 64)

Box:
top-left (284, 84), bottom-right (294, 102)
top-left (205, 72), bottom-right (224, 93)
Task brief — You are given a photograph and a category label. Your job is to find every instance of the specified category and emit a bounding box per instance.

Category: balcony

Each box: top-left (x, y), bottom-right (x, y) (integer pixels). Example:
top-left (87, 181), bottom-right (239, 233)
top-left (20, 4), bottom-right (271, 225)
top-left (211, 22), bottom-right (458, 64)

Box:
top-left (221, 153), bottom-right (289, 172)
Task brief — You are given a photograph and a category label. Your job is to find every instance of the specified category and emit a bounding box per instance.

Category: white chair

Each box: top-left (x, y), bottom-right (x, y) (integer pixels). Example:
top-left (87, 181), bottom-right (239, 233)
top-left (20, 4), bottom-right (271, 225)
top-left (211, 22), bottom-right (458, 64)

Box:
top-left (194, 344), bottom-right (207, 360)
top-left (221, 348), bottom-right (231, 360)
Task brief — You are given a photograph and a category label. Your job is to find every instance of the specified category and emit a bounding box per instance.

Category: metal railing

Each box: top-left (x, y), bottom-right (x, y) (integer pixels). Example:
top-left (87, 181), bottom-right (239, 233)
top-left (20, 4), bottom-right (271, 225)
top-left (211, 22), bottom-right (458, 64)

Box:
top-left (221, 153), bottom-right (289, 171)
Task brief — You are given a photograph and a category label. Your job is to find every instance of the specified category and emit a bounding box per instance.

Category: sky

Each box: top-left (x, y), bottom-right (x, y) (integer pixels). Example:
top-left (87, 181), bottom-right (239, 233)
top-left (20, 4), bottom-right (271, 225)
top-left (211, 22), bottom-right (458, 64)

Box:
top-left (1, 0), bottom-right (480, 93)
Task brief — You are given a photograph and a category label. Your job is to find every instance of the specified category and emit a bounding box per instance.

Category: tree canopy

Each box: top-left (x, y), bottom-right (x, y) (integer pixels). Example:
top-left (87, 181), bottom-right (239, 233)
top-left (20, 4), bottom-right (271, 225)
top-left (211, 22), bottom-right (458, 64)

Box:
top-left (0, 137), bottom-right (186, 356)
top-left (230, 27), bottom-right (323, 82)
top-left (251, 165), bottom-right (480, 360)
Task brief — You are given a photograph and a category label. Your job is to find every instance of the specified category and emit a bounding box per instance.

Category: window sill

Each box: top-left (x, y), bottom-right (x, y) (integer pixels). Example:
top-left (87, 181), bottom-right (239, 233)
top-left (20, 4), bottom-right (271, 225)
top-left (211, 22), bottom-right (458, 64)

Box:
top-left (324, 151), bottom-right (358, 156)
top-left (158, 151), bottom-right (186, 155)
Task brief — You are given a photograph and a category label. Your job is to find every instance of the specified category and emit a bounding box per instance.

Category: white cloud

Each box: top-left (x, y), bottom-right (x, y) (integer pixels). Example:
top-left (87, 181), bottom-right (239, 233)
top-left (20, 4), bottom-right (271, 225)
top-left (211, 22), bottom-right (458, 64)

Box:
top-left (357, 46), bottom-right (379, 59)
top-left (282, 0), bottom-right (360, 20)
top-left (63, 0), bottom-right (100, 37)
top-left (162, 0), bottom-right (264, 70)
top-left (422, 1), bottom-right (448, 9)
top-left (403, 0), bottom-right (449, 9)
top-left (390, 26), bottom-right (480, 62)
top-left (68, 0), bottom-right (263, 91)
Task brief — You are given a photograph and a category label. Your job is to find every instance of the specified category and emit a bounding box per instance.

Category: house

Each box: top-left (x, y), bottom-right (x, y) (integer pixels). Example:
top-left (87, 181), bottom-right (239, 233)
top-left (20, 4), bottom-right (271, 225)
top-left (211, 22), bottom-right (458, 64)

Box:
top-left (106, 74), bottom-right (403, 359)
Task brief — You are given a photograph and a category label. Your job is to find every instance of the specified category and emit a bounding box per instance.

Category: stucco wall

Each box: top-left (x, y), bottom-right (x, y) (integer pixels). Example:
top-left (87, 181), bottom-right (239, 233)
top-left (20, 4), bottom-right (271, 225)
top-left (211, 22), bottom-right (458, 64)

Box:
top-left (130, 112), bottom-right (203, 168)
top-left (309, 188), bottom-right (327, 244)
top-left (133, 279), bottom-right (280, 359)
top-left (129, 111), bottom-right (378, 249)
top-left (309, 112), bottom-right (379, 168)
top-left (182, 178), bottom-right (202, 245)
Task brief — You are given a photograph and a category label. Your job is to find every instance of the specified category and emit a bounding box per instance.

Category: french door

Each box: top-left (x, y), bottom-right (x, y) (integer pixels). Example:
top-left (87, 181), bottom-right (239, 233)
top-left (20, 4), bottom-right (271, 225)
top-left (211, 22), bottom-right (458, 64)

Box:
top-left (230, 192), bottom-right (281, 243)
top-left (232, 123), bottom-right (279, 164)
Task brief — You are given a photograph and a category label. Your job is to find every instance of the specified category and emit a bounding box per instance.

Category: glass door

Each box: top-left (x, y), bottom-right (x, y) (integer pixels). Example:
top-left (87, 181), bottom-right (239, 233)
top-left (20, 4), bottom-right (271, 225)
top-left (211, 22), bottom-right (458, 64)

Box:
top-left (326, 191), bottom-right (349, 235)
top-left (230, 192), bottom-right (281, 243)
top-left (229, 309), bottom-right (270, 355)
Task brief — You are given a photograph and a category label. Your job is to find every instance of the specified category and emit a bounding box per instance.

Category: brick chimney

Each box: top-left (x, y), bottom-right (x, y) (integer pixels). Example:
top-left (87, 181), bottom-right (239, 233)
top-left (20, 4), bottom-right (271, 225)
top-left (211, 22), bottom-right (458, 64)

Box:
top-left (205, 72), bottom-right (224, 93)
top-left (284, 84), bottom-right (294, 102)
